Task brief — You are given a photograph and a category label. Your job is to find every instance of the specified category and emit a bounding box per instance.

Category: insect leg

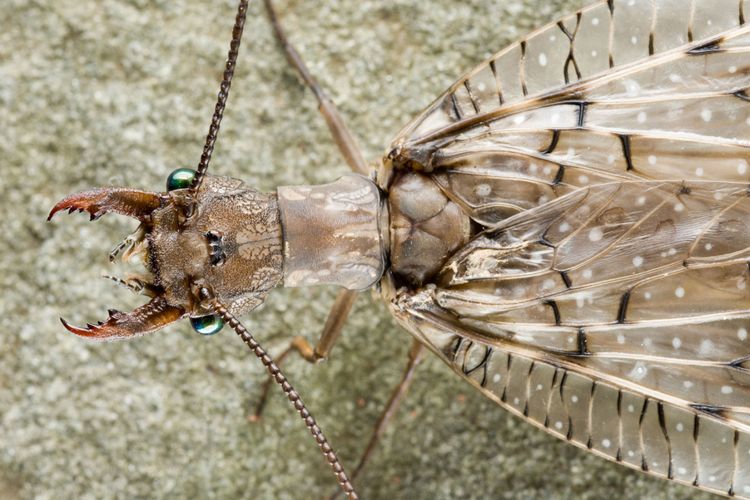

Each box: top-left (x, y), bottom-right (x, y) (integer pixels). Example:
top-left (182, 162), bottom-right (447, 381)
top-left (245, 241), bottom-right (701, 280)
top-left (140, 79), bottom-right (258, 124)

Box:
top-left (264, 0), bottom-right (368, 174)
top-left (330, 340), bottom-right (426, 498)
top-left (264, 0), bottom-right (371, 382)
top-left (250, 288), bottom-right (358, 420)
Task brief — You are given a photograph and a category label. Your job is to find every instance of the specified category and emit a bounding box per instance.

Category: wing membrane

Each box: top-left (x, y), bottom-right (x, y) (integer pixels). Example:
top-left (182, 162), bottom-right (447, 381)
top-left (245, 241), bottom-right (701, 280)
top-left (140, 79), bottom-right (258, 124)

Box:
top-left (387, 289), bottom-right (750, 497)
top-left (391, 0), bottom-right (750, 162)
top-left (382, 0), bottom-right (750, 496)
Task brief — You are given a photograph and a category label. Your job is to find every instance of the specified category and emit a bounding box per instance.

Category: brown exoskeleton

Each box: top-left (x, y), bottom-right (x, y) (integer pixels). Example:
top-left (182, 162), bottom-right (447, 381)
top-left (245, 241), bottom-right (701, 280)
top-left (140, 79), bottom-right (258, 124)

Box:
top-left (49, 177), bottom-right (284, 339)
top-left (49, 1), bottom-right (364, 496)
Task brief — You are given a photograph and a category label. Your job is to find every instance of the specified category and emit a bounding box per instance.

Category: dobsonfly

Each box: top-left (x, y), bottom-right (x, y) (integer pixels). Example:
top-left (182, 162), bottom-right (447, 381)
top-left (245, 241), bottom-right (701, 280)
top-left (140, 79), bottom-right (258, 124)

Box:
top-left (44, 0), bottom-right (750, 497)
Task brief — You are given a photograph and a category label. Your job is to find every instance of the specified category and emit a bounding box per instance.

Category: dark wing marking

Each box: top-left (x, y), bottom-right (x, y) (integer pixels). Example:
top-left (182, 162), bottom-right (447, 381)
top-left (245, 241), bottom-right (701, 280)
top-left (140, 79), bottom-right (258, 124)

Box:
top-left (382, 0), bottom-right (750, 496)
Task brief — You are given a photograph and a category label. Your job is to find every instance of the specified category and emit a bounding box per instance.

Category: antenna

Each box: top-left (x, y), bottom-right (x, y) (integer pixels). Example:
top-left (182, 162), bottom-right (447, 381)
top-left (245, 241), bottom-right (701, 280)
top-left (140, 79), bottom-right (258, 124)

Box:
top-left (189, 0), bottom-right (248, 197)
top-left (185, 2), bottom-right (357, 495)
top-left (204, 289), bottom-right (359, 499)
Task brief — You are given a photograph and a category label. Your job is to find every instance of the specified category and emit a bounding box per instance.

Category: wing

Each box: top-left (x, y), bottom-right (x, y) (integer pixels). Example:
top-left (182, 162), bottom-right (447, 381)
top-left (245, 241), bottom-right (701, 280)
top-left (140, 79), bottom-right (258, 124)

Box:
top-left (385, 181), bottom-right (750, 497)
top-left (387, 0), bottom-right (750, 223)
top-left (380, 0), bottom-right (750, 497)
top-left (388, 293), bottom-right (750, 498)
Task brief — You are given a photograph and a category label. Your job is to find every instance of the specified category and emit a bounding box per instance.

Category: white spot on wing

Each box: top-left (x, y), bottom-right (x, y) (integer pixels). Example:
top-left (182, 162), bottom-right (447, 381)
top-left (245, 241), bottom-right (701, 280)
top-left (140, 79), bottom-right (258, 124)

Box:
top-left (739, 160), bottom-right (748, 175)
top-left (629, 361), bottom-right (648, 381)
top-left (625, 80), bottom-right (641, 97)
top-left (588, 227), bottom-right (603, 242)
top-left (475, 184), bottom-right (491, 197)
top-left (699, 339), bottom-right (715, 355)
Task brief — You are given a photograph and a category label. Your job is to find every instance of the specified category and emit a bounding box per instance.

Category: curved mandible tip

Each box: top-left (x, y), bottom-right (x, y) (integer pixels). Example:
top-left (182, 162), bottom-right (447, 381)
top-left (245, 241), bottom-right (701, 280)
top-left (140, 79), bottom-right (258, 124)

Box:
top-left (48, 188), bottom-right (164, 222)
top-left (60, 296), bottom-right (185, 341)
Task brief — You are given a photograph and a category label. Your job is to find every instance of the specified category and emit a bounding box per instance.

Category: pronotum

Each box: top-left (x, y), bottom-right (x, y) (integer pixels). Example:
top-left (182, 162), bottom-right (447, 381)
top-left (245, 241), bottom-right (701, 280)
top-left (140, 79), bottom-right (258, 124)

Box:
top-left (16, 0), bottom-right (742, 498)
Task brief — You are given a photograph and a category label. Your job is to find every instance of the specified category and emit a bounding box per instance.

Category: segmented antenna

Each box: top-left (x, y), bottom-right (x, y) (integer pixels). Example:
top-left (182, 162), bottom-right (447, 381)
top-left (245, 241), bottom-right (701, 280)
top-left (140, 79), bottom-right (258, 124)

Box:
top-left (205, 290), bottom-right (359, 499)
top-left (189, 0), bottom-right (249, 196)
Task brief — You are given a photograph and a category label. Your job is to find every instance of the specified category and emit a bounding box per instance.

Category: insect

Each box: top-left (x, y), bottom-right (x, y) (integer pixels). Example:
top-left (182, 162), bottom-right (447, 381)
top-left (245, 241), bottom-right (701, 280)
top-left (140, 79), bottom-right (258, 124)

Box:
top-left (42, 0), bottom-right (750, 497)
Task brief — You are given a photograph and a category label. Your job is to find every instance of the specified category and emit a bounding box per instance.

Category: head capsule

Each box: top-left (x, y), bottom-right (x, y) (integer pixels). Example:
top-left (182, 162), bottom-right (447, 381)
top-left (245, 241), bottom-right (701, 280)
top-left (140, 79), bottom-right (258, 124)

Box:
top-left (48, 169), bottom-right (283, 340)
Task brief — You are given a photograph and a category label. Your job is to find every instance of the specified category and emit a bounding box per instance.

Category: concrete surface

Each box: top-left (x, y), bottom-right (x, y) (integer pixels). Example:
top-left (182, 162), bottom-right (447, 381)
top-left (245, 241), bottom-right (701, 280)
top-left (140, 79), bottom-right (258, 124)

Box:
top-left (1, 0), bottom-right (714, 498)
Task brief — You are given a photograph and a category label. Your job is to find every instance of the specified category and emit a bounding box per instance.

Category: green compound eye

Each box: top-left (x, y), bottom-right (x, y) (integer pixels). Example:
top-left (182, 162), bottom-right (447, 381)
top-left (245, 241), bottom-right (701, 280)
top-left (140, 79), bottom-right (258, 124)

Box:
top-left (190, 314), bottom-right (224, 336)
top-left (166, 168), bottom-right (197, 191)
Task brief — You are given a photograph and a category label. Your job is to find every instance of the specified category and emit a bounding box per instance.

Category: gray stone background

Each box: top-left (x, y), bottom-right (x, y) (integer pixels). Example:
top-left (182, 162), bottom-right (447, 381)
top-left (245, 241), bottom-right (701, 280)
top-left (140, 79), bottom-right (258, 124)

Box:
top-left (0, 0), bottom-right (714, 498)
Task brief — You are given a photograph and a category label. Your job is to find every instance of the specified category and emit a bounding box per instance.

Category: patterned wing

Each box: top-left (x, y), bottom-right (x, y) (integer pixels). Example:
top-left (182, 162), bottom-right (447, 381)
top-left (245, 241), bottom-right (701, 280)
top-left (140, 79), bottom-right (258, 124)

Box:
top-left (388, 0), bottom-right (750, 223)
top-left (389, 296), bottom-right (750, 498)
top-left (386, 181), bottom-right (750, 497)
top-left (381, 0), bottom-right (750, 497)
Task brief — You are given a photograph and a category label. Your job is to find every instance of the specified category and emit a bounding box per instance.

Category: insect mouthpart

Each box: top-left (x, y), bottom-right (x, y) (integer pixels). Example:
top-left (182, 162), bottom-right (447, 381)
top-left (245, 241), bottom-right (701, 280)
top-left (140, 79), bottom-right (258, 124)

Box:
top-left (47, 168), bottom-right (285, 341)
top-left (47, 183), bottom-right (190, 340)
